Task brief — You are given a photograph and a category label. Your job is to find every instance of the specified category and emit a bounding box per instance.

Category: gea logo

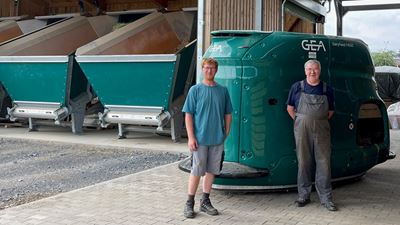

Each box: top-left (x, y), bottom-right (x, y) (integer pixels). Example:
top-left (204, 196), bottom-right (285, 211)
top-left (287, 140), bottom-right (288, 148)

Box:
top-left (301, 40), bottom-right (326, 52)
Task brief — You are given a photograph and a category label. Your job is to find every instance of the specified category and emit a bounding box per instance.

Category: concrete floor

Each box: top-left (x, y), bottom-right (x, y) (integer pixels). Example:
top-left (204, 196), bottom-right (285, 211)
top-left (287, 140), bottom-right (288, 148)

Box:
top-left (0, 126), bottom-right (399, 225)
top-left (0, 125), bottom-right (188, 154)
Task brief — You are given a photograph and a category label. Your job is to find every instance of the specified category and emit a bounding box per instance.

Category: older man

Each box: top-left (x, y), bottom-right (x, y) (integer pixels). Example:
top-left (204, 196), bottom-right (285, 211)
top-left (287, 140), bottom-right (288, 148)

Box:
top-left (287, 59), bottom-right (337, 211)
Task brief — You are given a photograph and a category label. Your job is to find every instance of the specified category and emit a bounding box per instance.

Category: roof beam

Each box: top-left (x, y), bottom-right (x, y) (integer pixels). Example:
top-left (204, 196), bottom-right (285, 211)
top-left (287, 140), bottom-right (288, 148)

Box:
top-left (288, 0), bottom-right (326, 16)
top-left (344, 4), bottom-right (400, 13)
top-left (335, 1), bottom-right (400, 36)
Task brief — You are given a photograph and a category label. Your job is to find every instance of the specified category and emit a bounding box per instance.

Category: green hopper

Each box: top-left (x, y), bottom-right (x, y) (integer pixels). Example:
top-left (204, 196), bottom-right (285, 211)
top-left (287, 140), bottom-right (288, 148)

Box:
top-left (76, 12), bottom-right (196, 141)
top-left (0, 19), bottom-right (49, 118)
top-left (0, 16), bottom-right (117, 133)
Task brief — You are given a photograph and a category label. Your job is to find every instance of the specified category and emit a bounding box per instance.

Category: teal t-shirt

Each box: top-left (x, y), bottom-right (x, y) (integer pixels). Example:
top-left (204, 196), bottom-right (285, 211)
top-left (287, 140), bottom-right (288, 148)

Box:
top-left (182, 83), bottom-right (233, 146)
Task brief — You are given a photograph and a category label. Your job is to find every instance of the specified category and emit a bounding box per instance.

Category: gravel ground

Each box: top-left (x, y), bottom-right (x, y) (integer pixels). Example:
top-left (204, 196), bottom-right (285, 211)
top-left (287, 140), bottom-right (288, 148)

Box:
top-left (0, 138), bottom-right (186, 210)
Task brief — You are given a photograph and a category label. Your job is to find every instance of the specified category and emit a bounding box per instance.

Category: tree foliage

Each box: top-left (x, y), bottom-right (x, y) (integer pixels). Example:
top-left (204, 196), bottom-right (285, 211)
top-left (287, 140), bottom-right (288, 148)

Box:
top-left (371, 51), bottom-right (397, 66)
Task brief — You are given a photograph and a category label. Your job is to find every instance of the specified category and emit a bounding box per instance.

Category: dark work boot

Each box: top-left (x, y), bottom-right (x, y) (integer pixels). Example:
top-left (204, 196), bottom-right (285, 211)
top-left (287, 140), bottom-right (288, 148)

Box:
top-left (200, 198), bottom-right (219, 215)
top-left (184, 200), bottom-right (195, 218)
top-left (295, 198), bottom-right (311, 207)
top-left (322, 201), bottom-right (338, 211)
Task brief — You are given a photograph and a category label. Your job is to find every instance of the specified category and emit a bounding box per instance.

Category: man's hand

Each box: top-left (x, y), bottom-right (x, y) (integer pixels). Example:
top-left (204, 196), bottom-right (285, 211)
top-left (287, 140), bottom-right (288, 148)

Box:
top-left (188, 137), bottom-right (198, 151)
top-left (287, 105), bottom-right (296, 120)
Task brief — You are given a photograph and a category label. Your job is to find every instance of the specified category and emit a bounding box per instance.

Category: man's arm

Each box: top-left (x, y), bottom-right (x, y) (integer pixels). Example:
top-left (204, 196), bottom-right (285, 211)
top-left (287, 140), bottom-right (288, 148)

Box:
top-left (287, 105), bottom-right (296, 120)
top-left (185, 113), bottom-right (198, 151)
top-left (225, 113), bottom-right (232, 138)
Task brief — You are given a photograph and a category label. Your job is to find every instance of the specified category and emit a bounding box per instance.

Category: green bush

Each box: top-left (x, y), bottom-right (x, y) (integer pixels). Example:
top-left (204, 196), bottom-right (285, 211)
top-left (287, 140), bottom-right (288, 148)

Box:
top-left (372, 51), bottom-right (397, 66)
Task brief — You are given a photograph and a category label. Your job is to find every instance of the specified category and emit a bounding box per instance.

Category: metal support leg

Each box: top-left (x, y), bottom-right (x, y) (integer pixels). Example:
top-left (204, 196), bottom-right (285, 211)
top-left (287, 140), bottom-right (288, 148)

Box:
top-left (118, 123), bottom-right (126, 139)
top-left (69, 91), bottom-right (91, 134)
top-left (28, 118), bottom-right (38, 132)
top-left (170, 112), bottom-right (183, 142)
top-left (71, 112), bottom-right (84, 134)
top-left (70, 101), bottom-right (85, 134)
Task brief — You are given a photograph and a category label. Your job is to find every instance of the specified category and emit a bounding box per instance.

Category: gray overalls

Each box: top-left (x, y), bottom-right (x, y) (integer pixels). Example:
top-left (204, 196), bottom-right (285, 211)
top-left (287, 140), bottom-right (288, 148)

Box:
top-left (294, 80), bottom-right (332, 203)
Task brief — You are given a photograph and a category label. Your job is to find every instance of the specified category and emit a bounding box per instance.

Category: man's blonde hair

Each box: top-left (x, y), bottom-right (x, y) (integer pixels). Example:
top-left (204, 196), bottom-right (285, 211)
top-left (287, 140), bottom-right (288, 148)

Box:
top-left (201, 58), bottom-right (218, 69)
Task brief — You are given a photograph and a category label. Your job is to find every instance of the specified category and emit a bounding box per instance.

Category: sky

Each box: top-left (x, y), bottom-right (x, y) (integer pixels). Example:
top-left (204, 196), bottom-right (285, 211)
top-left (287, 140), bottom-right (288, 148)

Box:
top-left (324, 0), bottom-right (400, 53)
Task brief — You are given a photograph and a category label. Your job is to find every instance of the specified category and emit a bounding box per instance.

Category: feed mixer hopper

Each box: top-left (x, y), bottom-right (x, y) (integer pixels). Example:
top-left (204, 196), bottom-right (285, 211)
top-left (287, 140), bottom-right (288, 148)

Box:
top-left (0, 16), bottom-right (117, 132)
top-left (76, 12), bottom-right (196, 141)
top-left (0, 19), bottom-right (49, 118)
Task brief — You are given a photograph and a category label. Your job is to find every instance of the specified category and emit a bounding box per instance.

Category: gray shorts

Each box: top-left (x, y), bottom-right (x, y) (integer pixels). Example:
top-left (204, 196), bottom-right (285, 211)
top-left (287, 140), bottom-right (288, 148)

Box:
top-left (191, 144), bottom-right (224, 176)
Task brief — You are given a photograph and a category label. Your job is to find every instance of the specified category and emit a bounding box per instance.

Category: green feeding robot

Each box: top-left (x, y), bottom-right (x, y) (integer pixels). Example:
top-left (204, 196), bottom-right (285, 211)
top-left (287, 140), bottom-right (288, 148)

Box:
top-left (179, 31), bottom-right (395, 191)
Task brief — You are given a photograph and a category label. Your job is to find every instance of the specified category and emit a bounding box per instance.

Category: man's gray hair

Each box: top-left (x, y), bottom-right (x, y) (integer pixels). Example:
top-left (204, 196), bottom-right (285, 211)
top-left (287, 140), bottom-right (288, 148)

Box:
top-left (304, 59), bottom-right (321, 69)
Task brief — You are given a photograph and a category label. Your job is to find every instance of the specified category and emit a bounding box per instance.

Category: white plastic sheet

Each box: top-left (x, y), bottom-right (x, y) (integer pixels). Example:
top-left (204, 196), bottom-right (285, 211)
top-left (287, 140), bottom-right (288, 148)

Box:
top-left (387, 102), bottom-right (400, 129)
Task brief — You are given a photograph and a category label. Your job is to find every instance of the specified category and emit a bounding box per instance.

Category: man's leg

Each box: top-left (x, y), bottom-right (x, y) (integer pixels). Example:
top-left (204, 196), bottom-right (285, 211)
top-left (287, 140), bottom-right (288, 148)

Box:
top-left (314, 138), bottom-right (332, 203)
top-left (294, 119), bottom-right (313, 206)
top-left (296, 141), bottom-right (313, 200)
top-left (202, 172), bottom-right (215, 193)
top-left (199, 144), bottom-right (224, 215)
top-left (184, 147), bottom-right (207, 218)
top-left (188, 174), bottom-right (201, 195)
top-left (184, 174), bottom-right (200, 218)
top-left (315, 121), bottom-right (337, 211)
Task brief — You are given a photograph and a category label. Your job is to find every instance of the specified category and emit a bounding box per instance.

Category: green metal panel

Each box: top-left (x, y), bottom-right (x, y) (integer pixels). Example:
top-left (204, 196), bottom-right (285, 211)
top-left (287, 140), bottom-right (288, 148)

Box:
top-left (215, 60), bottom-right (243, 162)
top-left (78, 60), bottom-right (176, 108)
top-left (328, 36), bottom-right (390, 178)
top-left (239, 32), bottom-right (330, 172)
top-left (205, 31), bottom-right (267, 163)
top-left (204, 31), bottom-right (390, 188)
top-left (0, 61), bottom-right (68, 104)
top-left (172, 41), bottom-right (196, 101)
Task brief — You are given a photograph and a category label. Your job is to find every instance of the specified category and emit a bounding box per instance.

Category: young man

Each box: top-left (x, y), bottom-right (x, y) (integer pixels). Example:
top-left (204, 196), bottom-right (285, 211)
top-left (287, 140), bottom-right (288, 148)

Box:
top-left (182, 58), bottom-right (233, 218)
top-left (287, 59), bottom-right (337, 211)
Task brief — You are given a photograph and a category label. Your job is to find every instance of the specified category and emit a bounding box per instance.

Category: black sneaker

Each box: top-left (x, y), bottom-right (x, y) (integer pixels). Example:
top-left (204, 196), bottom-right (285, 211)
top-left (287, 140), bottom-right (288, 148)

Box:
top-left (322, 201), bottom-right (338, 211)
top-left (200, 198), bottom-right (219, 215)
top-left (295, 198), bottom-right (311, 207)
top-left (184, 200), bottom-right (195, 218)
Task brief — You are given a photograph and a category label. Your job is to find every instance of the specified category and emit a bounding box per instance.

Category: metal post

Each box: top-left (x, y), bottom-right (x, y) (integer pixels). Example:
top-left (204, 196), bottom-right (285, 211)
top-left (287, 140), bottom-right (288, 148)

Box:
top-left (335, 0), bottom-right (343, 36)
top-left (281, 0), bottom-right (287, 31)
top-left (196, 0), bottom-right (205, 84)
top-left (14, 0), bottom-right (19, 16)
top-left (255, 0), bottom-right (263, 31)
